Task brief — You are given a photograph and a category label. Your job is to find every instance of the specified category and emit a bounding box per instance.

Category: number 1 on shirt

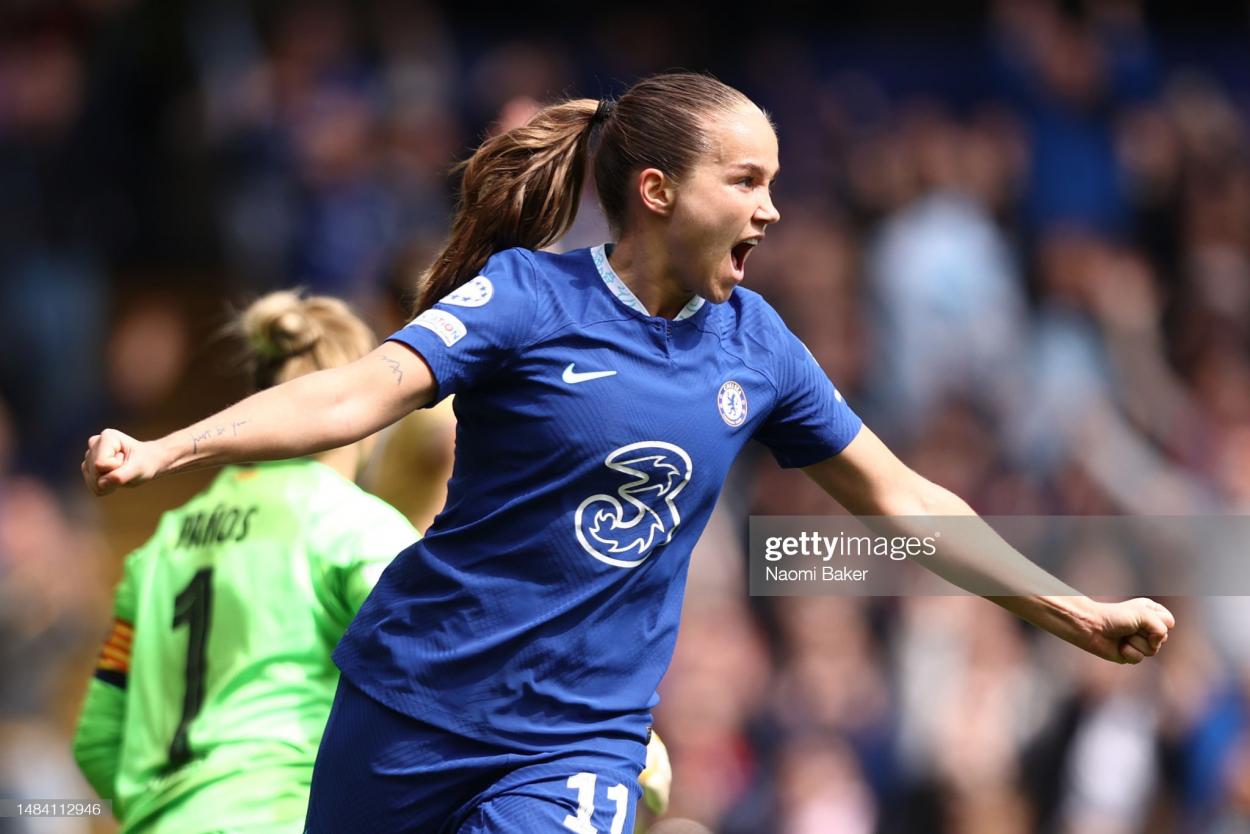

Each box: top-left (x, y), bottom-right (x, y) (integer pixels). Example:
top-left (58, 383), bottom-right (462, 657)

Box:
top-left (168, 568), bottom-right (213, 769)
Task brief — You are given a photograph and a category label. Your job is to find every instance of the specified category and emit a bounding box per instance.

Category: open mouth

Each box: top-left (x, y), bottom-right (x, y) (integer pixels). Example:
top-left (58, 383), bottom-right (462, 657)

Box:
top-left (730, 238), bottom-right (760, 275)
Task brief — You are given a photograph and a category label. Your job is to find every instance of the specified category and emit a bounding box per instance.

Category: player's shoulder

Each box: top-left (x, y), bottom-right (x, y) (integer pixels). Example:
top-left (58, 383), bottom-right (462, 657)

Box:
top-left (301, 464), bottom-right (417, 539)
top-left (338, 487), bottom-right (416, 536)
top-left (725, 285), bottom-right (778, 316)
top-left (482, 245), bottom-right (590, 286)
top-left (524, 245), bottom-right (591, 272)
top-left (716, 285), bottom-right (792, 339)
top-left (442, 247), bottom-right (539, 309)
top-left (480, 246), bottom-right (537, 281)
top-left (472, 246), bottom-right (580, 310)
top-left (702, 287), bottom-right (808, 387)
top-left (497, 246), bottom-right (607, 331)
top-left (520, 246), bottom-right (599, 300)
top-left (294, 459), bottom-right (376, 505)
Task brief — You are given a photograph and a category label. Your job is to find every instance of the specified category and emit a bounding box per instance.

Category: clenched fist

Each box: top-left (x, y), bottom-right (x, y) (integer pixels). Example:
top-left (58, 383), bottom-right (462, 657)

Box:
top-left (82, 428), bottom-right (161, 495)
top-left (1082, 597), bottom-right (1175, 664)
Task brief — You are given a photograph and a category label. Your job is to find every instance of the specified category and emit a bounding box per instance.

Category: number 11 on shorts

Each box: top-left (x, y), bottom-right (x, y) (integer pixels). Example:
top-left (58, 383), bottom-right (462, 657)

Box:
top-left (562, 772), bottom-right (629, 834)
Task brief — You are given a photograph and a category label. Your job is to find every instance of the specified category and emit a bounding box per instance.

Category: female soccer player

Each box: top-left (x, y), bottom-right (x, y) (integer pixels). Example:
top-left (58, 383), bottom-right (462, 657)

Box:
top-left (72, 291), bottom-right (420, 832)
top-left (83, 73), bottom-right (1173, 833)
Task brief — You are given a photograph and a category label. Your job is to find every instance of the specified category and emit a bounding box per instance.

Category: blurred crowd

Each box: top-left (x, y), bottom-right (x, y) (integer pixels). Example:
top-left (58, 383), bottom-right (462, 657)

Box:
top-left (3, 0), bottom-right (1250, 832)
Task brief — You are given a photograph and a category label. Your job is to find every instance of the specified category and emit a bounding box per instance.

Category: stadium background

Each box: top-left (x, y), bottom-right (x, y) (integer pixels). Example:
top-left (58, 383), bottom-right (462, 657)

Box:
top-left (3, 0), bottom-right (1250, 831)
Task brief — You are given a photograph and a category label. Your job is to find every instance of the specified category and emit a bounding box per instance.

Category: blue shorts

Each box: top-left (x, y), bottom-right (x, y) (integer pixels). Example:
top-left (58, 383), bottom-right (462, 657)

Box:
top-left (305, 678), bottom-right (644, 834)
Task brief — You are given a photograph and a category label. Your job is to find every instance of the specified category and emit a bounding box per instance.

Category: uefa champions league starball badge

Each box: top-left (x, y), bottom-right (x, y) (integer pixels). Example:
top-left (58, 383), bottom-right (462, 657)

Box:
top-left (717, 380), bottom-right (748, 427)
top-left (442, 276), bottom-right (494, 307)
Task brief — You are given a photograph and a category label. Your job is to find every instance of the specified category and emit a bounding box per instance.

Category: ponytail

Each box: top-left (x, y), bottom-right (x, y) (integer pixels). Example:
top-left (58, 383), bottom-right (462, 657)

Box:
top-left (416, 99), bottom-right (601, 313)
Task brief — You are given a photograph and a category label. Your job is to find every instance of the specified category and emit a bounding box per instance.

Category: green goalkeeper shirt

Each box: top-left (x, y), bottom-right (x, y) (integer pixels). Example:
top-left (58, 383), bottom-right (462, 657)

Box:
top-left (73, 459), bottom-right (418, 834)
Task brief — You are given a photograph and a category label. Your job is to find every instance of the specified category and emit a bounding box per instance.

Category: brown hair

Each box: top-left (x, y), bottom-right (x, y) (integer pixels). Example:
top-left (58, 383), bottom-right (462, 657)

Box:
top-left (415, 72), bottom-right (755, 312)
top-left (239, 290), bottom-right (376, 390)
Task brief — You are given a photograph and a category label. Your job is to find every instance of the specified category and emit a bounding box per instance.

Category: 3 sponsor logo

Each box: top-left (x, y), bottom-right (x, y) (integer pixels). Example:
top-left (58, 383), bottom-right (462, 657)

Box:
top-left (575, 441), bottom-right (693, 568)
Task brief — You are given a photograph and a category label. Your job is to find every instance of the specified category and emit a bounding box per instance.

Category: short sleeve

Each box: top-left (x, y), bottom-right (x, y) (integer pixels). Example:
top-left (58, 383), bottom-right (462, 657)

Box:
top-left (753, 324), bottom-right (863, 468)
top-left (387, 248), bottom-right (536, 403)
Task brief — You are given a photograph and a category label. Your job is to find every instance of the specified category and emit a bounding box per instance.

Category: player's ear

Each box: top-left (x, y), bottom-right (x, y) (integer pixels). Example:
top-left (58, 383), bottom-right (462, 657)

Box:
top-left (638, 168), bottom-right (676, 218)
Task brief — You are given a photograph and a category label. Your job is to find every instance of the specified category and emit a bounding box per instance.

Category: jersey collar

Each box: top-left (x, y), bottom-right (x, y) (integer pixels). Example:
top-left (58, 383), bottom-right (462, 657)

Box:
top-left (591, 244), bottom-right (705, 322)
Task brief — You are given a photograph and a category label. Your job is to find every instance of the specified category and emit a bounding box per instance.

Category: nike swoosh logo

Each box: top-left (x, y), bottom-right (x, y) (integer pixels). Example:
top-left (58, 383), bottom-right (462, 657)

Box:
top-left (562, 363), bottom-right (618, 384)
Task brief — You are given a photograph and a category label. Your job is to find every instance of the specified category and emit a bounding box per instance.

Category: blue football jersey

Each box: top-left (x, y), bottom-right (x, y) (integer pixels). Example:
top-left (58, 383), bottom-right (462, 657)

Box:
top-left (334, 245), bottom-right (862, 748)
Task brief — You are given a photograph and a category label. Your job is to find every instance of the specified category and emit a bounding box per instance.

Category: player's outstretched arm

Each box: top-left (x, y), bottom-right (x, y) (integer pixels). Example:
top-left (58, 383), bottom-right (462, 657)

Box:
top-left (803, 426), bottom-right (1174, 665)
top-left (83, 342), bottom-right (435, 495)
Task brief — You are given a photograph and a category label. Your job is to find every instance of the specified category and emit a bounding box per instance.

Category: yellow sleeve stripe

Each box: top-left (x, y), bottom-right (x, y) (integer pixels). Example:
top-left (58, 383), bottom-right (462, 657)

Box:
top-left (95, 619), bottom-right (133, 675)
top-left (100, 644), bottom-right (128, 664)
top-left (98, 656), bottom-right (128, 673)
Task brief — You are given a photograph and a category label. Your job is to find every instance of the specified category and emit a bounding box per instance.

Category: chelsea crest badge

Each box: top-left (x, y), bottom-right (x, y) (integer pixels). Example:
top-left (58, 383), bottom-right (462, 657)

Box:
top-left (717, 380), bottom-right (748, 428)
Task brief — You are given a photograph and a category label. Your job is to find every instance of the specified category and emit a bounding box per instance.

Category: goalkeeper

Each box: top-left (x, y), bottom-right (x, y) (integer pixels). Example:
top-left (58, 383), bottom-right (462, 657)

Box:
top-left (71, 291), bottom-right (418, 833)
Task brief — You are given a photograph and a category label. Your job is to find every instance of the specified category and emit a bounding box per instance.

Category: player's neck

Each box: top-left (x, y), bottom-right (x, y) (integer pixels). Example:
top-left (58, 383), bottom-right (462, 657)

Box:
top-left (608, 237), bottom-right (695, 320)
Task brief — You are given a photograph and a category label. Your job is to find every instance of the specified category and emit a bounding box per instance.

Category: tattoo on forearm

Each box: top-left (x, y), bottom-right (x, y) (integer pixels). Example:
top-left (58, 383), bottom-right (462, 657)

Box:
top-left (191, 429), bottom-right (212, 454)
top-left (190, 420), bottom-right (247, 453)
top-left (381, 356), bottom-right (404, 386)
